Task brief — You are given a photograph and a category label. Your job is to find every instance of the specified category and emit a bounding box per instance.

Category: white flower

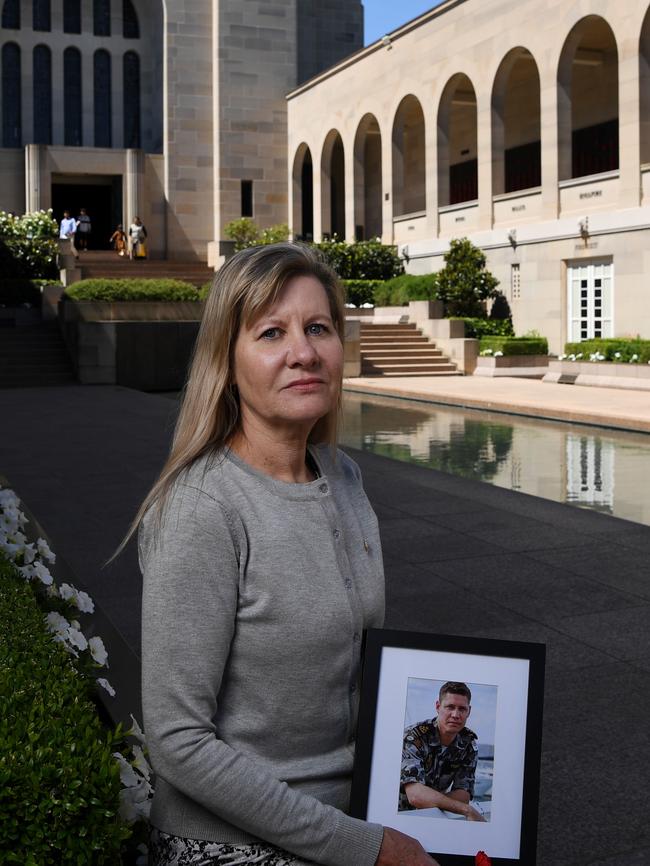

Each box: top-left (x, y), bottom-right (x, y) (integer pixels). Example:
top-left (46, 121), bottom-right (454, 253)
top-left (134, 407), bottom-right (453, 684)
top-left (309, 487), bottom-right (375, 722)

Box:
top-left (36, 537), bottom-right (56, 563)
top-left (494, 351), bottom-right (504, 357)
top-left (59, 583), bottom-right (76, 601)
top-left (558, 354), bottom-right (566, 360)
top-left (89, 635), bottom-right (108, 666)
top-left (67, 626), bottom-right (88, 653)
top-left (22, 543), bottom-right (36, 564)
top-left (127, 714), bottom-right (147, 746)
top-left (568, 354), bottom-right (576, 361)
top-left (131, 745), bottom-right (152, 781)
top-left (118, 781), bottom-right (152, 823)
top-left (576, 353), bottom-right (583, 359)
top-left (97, 677), bottom-right (116, 697)
top-left (0, 488), bottom-right (20, 509)
top-left (17, 563), bottom-right (35, 581)
top-left (113, 752), bottom-right (140, 788)
top-left (46, 583), bottom-right (59, 598)
top-left (75, 590), bottom-right (94, 613)
top-left (614, 351), bottom-right (621, 359)
top-left (32, 560), bottom-right (53, 586)
top-left (630, 354), bottom-right (639, 362)
top-left (45, 611), bottom-right (71, 641)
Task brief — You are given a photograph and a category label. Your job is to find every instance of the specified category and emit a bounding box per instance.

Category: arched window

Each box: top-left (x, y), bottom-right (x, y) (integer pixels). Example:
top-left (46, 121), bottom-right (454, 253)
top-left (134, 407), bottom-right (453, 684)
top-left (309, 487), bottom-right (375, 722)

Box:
top-left (2, 42), bottom-right (21, 146)
top-left (123, 0), bottom-right (139, 38)
top-left (94, 0), bottom-right (110, 36)
top-left (33, 0), bottom-right (51, 31)
top-left (64, 46), bottom-right (82, 145)
top-left (33, 44), bottom-right (52, 144)
top-left (94, 49), bottom-right (111, 146)
top-left (1, 0), bottom-right (20, 29)
top-left (123, 51), bottom-right (140, 147)
top-left (63, 0), bottom-right (81, 34)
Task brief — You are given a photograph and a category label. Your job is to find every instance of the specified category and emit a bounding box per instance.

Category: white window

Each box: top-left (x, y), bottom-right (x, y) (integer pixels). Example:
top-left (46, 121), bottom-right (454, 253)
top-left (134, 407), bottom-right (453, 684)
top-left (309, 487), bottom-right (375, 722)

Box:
top-left (511, 263), bottom-right (521, 300)
top-left (567, 260), bottom-right (613, 342)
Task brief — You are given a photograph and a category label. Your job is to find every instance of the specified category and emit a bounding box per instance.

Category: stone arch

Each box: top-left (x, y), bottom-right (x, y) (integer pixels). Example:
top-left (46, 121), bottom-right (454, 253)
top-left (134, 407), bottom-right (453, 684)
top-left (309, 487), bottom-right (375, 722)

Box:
top-left (491, 47), bottom-right (541, 195)
top-left (640, 6), bottom-right (650, 165)
top-left (437, 73), bottom-right (478, 206)
top-left (353, 113), bottom-right (382, 240)
top-left (557, 15), bottom-right (619, 180)
top-left (320, 129), bottom-right (345, 239)
top-left (292, 142), bottom-right (313, 241)
top-left (392, 94), bottom-right (425, 217)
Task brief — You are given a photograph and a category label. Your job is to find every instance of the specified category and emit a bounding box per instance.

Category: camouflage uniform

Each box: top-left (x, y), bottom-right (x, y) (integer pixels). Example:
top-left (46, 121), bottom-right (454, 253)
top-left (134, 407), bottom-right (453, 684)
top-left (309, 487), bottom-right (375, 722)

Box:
top-left (399, 717), bottom-right (478, 811)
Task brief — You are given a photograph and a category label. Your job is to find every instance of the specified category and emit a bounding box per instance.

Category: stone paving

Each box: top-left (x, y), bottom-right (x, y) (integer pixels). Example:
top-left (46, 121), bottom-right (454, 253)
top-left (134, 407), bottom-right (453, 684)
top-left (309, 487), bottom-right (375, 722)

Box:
top-left (2, 383), bottom-right (650, 865)
top-left (343, 375), bottom-right (650, 434)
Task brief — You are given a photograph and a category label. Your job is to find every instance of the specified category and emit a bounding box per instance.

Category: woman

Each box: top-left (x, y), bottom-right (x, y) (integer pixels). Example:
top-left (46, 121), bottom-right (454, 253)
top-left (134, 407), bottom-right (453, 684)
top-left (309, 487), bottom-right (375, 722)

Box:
top-left (136, 244), bottom-right (437, 866)
top-left (129, 216), bottom-right (148, 259)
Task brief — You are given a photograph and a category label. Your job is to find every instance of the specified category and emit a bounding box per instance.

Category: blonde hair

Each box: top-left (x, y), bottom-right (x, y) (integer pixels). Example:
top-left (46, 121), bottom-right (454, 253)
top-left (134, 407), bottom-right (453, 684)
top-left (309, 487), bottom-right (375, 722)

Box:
top-left (115, 242), bottom-right (346, 556)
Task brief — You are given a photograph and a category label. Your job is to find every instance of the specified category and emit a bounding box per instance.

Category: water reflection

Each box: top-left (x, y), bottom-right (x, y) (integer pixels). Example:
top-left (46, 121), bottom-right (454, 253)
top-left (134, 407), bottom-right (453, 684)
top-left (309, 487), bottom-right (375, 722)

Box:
top-left (341, 392), bottom-right (650, 526)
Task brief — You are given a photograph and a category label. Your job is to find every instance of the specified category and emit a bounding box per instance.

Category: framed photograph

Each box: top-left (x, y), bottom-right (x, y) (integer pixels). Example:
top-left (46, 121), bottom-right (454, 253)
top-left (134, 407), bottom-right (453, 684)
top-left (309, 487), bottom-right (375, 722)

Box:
top-left (350, 629), bottom-right (545, 865)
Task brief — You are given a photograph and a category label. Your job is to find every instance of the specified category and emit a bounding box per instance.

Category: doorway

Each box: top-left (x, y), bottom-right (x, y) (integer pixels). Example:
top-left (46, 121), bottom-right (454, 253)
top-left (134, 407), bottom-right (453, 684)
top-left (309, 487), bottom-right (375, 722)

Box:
top-left (567, 259), bottom-right (614, 342)
top-left (51, 175), bottom-right (122, 250)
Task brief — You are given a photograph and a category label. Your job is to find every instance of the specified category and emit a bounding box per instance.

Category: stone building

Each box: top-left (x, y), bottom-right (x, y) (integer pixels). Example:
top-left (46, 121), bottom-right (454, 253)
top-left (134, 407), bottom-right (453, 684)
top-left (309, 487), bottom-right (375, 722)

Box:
top-left (0, 0), bottom-right (362, 261)
top-left (288, 0), bottom-right (650, 352)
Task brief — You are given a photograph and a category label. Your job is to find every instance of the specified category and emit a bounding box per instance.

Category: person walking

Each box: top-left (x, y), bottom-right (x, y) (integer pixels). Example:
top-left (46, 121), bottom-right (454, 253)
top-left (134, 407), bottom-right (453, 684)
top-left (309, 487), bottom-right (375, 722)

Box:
top-left (129, 216), bottom-right (148, 259)
top-left (59, 210), bottom-right (78, 260)
top-left (76, 208), bottom-right (92, 251)
top-left (110, 224), bottom-right (128, 256)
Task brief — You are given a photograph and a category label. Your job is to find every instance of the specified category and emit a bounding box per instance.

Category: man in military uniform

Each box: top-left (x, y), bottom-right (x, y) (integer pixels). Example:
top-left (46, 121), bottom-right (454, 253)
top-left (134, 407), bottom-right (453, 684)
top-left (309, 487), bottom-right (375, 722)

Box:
top-left (399, 681), bottom-right (485, 821)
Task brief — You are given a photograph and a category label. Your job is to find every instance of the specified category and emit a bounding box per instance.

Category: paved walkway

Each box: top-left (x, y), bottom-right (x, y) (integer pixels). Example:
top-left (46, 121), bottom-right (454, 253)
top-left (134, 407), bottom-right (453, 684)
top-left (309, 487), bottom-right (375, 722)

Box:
top-left (1, 384), bottom-right (650, 866)
top-left (344, 375), bottom-right (650, 434)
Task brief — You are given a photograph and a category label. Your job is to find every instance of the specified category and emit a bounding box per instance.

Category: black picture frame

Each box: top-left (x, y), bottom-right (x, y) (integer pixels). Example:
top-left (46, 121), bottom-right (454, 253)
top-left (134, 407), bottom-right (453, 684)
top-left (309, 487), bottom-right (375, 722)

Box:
top-left (350, 629), bottom-right (545, 866)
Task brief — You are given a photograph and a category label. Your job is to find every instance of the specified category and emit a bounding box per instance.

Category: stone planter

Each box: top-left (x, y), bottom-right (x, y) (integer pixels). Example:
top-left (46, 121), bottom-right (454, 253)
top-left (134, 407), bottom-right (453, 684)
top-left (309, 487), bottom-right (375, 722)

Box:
top-left (61, 300), bottom-right (204, 322)
top-left (475, 354), bottom-right (549, 378)
top-left (543, 359), bottom-right (650, 391)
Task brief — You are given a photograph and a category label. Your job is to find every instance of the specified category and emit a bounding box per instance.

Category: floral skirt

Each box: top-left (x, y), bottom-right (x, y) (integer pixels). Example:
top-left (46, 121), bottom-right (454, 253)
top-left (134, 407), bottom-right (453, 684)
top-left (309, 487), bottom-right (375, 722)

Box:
top-left (150, 829), bottom-right (312, 866)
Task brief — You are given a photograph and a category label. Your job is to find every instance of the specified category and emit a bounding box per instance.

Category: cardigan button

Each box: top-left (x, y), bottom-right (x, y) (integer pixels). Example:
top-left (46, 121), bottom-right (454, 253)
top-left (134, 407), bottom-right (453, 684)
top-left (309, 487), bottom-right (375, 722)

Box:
top-left (344, 578), bottom-right (352, 589)
top-left (333, 528), bottom-right (340, 539)
top-left (319, 483), bottom-right (328, 494)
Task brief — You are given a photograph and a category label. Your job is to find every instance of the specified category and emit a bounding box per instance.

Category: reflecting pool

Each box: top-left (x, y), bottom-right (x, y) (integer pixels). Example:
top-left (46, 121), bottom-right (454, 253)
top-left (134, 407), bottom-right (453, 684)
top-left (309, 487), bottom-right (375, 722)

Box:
top-left (340, 392), bottom-right (650, 527)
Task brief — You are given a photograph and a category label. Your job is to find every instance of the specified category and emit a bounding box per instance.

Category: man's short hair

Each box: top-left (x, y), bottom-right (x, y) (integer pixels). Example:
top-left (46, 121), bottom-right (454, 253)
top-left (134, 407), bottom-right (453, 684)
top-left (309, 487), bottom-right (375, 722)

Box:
top-left (438, 681), bottom-right (471, 704)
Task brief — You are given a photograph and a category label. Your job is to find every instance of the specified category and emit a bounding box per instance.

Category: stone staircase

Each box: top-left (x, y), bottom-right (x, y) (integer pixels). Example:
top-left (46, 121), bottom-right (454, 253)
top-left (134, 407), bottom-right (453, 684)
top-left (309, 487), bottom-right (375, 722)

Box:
top-left (76, 251), bottom-right (214, 287)
top-left (0, 321), bottom-right (75, 388)
top-left (360, 322), bottom-right (460, 377)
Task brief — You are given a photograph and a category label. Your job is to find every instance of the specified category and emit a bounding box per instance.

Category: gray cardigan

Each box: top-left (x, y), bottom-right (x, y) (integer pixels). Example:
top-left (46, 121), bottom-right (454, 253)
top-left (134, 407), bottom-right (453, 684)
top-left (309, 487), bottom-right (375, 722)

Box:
top-left (139, 445), bottom-right (385, 866)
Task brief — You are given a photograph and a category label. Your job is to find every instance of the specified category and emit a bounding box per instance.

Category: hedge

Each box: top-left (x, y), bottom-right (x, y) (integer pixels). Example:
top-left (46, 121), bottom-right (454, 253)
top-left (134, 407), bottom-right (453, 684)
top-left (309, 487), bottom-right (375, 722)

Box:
top-left (314, 239), bottom-right (404, 280)
top-left (480, 336), bottom-right (548, 355)
top-left (64, 278), bottom-right (201, 302)
top-left (0, 557), bottom-right (128, 863)
top-left (0, 278), bottom-right (62, 307)
top-left (373, 274), bottom-right (439, 306)
top-left (453, 317), bottom-right (514, 338)
top-left (564, 338), bottom-right (650, 363)
top-left (341, 279), bottom-right (382, 307)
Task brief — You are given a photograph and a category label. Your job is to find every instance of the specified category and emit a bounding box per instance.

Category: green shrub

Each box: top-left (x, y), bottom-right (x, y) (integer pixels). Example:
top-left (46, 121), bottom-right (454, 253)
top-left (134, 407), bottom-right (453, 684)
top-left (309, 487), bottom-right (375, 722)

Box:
top-left (0, 558), bottom-right (129, 863)
top-left (372, 274), bottom-right (439, 306)
top-left (563, 338), bottom-right (650, 363)
top-left (314, 239), bottom-right (404, 280)
top-left (0, 210), bottom-right (59, 280)
top-left (0, 278), bottom-right (62, 307)
top-left (223, 219), bottom-right (290, 251)
top-left (480, 336), bottom-right (548, 356)
top-left (64, 278), bottom-right (201, 302)
top-left (341, 279), bottom-right (383, 307)
top-left (436, 238), bottom-right (499, 317)
top-left (454, 317), bottom-right (514, 338)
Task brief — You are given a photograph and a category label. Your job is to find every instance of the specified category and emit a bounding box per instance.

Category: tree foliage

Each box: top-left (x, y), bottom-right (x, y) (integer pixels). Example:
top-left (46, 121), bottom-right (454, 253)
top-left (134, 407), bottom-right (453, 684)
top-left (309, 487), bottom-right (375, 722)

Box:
top-left (436, 238), bottom-right (500, 317)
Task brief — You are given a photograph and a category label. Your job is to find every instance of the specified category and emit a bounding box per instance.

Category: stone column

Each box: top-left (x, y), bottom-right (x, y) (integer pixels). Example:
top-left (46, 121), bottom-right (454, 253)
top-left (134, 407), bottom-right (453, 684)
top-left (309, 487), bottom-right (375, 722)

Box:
top-left (425, 109), bottom-right (439, 238)
top-left (344, 133), bottom-right (356, 242)
top-left (476, 92), bottom-right (493, 230)
top-left (540, 63), bottom-right (560, 220)
top-left (618, 42), bottom-right (642, 209)
top-left (381, 122), bottom-right (393, 244)
top-left (312, 151), bottom-right (323, 242)
top-left (25, 144), bottom-right (44, 213)
top-left (124, 148), bottom-right (144, 232)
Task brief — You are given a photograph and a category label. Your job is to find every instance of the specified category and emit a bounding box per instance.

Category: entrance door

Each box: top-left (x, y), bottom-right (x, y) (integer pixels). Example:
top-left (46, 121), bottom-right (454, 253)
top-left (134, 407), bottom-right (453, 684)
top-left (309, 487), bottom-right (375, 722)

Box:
top-left (567, 260), bottom-right (613, 342)
top-left (51, 176), bottom-right (122, 250)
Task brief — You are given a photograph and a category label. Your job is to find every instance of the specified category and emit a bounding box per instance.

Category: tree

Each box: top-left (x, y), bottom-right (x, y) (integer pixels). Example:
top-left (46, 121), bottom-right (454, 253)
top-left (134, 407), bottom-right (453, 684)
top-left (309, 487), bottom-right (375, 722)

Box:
top-left (436, 237), bottom-right (499, 317)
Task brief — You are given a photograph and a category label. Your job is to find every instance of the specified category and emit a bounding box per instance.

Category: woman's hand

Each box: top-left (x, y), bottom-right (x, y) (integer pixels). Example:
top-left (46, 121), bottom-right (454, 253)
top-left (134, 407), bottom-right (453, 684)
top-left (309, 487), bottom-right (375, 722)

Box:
top-left (376, 827), bottom-right (440, 866)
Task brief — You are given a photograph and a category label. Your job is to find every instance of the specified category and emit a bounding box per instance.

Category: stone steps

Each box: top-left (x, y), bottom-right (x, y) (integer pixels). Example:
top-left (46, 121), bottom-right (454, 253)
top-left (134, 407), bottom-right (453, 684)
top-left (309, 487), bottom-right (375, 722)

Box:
top-left (0, 323), bottom-right (75, 387)
top-left (359, 322), bottom-right (460, 377)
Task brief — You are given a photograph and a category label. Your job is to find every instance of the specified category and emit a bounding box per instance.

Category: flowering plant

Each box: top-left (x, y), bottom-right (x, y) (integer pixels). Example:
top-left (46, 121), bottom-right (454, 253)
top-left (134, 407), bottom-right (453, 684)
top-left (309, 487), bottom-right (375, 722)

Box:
top-left (0, 209), bottom-right (59, 279)
top-left (0, 484), bottom-right (153, 860)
